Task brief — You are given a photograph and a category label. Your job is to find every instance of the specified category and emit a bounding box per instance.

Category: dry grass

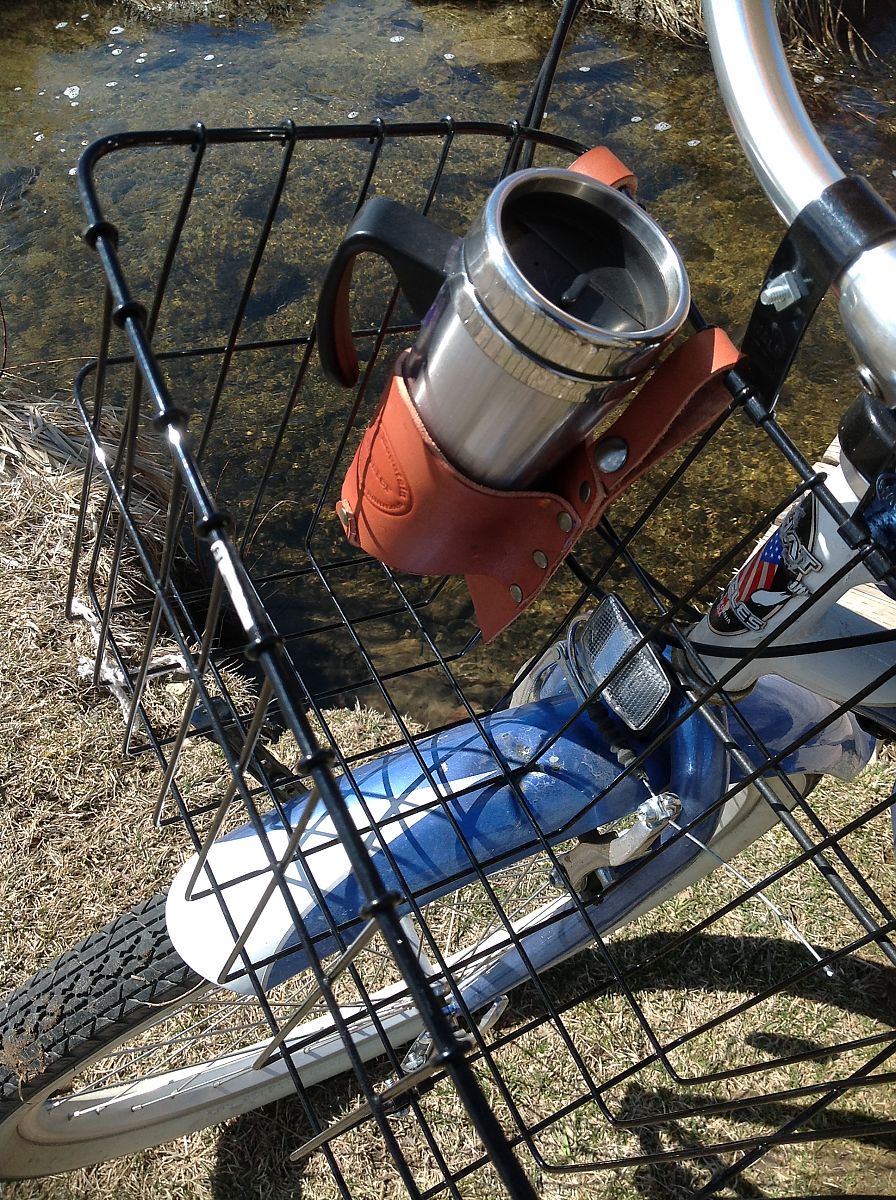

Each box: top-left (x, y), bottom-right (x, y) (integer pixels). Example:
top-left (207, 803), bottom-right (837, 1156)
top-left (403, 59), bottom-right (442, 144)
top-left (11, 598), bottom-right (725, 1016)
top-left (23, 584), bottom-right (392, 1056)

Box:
top-left (0, 459), bottom-right (180, 973)
top-left (0, 397), bottom-right (894, 1197)
top-left (117, 0), bottom-right (858, 54)
top-left (119, 0), bottom-right (307, 19)
top-left (601, 0), bottom-right (858, 53)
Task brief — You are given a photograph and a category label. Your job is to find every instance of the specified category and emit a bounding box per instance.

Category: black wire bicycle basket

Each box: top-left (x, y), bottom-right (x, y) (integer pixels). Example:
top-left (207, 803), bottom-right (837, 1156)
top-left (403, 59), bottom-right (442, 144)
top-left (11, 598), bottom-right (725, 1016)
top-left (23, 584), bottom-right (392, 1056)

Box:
top-left (66, 112), bottom-right (896, 1199)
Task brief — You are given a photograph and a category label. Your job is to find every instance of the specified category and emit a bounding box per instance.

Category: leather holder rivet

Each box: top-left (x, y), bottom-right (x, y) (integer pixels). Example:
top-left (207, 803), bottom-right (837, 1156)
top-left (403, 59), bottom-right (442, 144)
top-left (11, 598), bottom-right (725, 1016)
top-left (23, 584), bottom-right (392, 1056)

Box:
top-left (595, 436), bottom-right (628, 473)
top-left (579, 481), bottom-right (592, 503)
top-left (557, 511), bottom-right (574, 534)
top-left (532, 550), bottom-right (548, 570)
top-left (509, 584), bottom-right (524, 604)
top-left (337, 500), bottom-right (353, 526)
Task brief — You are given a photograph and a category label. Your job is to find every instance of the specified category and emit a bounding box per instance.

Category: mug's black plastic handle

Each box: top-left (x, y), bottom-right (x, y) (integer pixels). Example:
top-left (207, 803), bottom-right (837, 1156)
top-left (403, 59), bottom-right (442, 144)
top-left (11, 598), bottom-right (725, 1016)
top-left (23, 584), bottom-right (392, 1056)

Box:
top-left (316, 196), bottom-right (458, 387)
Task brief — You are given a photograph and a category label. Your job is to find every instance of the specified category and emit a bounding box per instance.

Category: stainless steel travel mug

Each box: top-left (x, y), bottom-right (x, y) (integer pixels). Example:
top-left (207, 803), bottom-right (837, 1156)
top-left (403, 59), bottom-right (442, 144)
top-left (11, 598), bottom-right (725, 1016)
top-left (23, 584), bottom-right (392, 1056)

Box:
top-left (403, 168), bottom-right (690, 487)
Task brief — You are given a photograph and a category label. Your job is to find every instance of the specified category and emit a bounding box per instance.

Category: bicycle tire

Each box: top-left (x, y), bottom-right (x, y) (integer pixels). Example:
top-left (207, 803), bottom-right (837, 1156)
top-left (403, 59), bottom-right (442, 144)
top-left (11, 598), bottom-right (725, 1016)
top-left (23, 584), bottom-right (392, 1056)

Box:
top-left (0, 771), bottom-right (861, 1182)
top-left (0, 892), bottom-right (201, 1176)
top-left (0, 890), bottom-right (437, 1178)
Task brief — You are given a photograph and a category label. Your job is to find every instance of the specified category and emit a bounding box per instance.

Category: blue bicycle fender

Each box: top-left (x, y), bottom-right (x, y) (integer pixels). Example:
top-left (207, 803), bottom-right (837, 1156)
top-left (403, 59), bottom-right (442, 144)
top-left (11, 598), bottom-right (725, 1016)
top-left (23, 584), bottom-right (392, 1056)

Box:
top-left (732, 673), bottom-right (874, 781)
top-left (166, 693), bottom-right (666, 994)
top-left (165, 676), bottom-right (873, 996)
top-left (447, 693), bottom-right (730, 1014)
top-left (448, 680), bottom-right (875, 1015)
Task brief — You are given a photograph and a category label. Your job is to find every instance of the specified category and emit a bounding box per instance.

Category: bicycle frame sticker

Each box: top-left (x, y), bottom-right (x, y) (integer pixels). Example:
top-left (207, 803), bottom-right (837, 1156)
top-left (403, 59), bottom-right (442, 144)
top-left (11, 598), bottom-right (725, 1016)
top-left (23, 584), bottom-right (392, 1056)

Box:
top-left (708, 493), bottom-right (822, 634)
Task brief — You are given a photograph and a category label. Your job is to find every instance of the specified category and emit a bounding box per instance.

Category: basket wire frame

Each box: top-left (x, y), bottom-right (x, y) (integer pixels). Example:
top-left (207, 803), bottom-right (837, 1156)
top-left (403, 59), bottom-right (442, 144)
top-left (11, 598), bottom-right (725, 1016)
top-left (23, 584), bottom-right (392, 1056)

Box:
top-left (69, 118), bottom-right (896, 1198)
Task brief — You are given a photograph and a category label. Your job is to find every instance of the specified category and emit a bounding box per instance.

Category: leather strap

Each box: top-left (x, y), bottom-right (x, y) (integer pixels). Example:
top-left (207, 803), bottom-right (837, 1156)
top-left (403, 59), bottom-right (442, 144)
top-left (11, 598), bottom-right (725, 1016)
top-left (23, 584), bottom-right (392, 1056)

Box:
top-left (339, 326), bottom-right (740, 641)
top-left (596, 325), bottom-right (742, 501)
top-left (568, 145), bottom-right (637, 194)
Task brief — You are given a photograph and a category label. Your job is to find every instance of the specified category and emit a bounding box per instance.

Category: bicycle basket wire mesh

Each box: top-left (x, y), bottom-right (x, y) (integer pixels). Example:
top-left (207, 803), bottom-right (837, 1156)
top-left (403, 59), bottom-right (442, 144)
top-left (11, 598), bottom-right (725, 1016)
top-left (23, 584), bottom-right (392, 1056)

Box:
top-left (70, 118), bottom-right (896, 1198)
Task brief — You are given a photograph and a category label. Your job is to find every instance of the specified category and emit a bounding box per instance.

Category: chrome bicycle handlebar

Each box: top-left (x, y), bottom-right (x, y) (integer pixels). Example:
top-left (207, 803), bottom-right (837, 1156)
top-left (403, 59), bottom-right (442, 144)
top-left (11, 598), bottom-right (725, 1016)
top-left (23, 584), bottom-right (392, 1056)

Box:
top-left (703, 0), bottom-right (841, 223)
top-left (703, 0), bottom-right (896, 406)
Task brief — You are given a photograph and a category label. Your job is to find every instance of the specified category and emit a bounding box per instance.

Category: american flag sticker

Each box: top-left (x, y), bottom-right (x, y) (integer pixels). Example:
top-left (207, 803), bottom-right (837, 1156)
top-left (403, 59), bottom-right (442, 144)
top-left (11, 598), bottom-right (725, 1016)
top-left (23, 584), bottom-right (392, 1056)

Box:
top-left (735, 529), bottom-right (784, 604)
top-left (708, 493), bottom-right (820, 637)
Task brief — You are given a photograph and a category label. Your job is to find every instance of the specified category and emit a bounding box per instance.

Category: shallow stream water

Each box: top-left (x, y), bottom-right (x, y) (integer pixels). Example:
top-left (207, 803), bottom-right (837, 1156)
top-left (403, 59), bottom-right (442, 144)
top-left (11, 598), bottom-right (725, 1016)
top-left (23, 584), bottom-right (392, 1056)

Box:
top-left (2, 0), bottom-right (895, 715)
top-left (1, 2), bottom-right (893, 394)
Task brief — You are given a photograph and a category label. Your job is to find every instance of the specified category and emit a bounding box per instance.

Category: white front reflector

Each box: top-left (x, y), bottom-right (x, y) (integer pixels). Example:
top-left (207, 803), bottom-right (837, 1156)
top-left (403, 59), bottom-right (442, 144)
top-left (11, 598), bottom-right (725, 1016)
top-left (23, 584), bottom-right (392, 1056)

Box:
top-left (569, 594), bottom-right (671, 731)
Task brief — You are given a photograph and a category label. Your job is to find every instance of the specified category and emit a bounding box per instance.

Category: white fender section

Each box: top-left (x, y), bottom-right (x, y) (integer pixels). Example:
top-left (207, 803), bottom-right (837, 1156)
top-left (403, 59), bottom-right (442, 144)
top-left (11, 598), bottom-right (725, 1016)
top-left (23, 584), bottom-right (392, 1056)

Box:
top-left (166, 769), bottom-right (497, 996)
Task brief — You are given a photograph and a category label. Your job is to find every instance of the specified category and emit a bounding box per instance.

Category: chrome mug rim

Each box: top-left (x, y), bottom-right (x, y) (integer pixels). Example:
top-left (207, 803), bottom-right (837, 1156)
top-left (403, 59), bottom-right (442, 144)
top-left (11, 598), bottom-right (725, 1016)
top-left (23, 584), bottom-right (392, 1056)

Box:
top-left (462, 167), bottom-right (690, 380)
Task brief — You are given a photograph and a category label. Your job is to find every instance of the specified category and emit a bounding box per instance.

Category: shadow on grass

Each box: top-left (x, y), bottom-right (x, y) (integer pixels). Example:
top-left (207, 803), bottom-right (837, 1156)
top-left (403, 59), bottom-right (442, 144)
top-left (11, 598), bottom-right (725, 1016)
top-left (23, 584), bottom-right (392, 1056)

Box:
top-left (615, 1078), bottom-right (896, 1199)
top-left (208, 931), bottom-right (896, 1198)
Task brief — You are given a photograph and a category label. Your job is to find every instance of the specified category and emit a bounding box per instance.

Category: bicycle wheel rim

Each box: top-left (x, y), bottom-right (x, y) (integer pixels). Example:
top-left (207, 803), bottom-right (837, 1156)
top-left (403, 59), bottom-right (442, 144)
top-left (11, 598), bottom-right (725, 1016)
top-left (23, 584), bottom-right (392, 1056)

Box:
top-left (0, 986), bottom-right (430, 1177)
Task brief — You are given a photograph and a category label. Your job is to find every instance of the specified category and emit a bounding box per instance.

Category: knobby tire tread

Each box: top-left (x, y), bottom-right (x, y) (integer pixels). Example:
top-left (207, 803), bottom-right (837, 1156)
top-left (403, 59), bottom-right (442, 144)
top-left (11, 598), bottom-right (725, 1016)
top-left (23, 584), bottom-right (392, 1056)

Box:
top-left (0, 891), bottom-right (200, 1120)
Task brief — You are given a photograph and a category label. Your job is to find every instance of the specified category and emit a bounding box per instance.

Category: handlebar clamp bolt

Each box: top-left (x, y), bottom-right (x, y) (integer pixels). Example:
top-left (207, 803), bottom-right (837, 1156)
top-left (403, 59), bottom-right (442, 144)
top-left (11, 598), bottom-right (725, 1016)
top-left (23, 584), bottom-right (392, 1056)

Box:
top-left (759, 269), bottom-right (803, 312)
top-left (856, 363), bottom-right (885, 401)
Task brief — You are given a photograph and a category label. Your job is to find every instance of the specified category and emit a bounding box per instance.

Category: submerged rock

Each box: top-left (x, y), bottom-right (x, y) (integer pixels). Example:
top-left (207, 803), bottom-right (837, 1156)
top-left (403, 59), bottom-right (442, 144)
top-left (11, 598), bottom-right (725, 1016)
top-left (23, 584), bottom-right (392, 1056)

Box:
top-left (0, 164), bottom-right (39, 210)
